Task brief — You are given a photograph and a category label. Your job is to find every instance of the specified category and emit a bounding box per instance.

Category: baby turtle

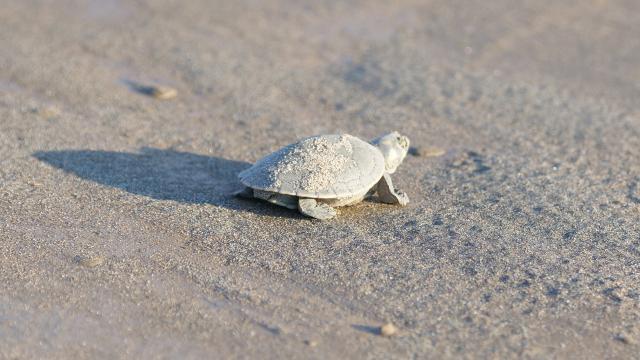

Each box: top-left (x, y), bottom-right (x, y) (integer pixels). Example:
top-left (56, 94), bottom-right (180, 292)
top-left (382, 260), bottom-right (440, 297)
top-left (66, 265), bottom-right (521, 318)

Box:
top-left (235, 132), bottom-right (410, 220)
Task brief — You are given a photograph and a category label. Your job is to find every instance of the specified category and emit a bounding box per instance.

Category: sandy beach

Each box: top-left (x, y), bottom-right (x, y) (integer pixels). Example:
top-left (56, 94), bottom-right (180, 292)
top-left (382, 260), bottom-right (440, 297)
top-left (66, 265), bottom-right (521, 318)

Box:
top-left (1, 0), bottom-right (639, 358)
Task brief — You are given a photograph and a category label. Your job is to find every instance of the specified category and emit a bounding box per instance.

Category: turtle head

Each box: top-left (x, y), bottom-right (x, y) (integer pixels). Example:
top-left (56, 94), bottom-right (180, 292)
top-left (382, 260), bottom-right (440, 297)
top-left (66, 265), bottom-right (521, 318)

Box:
top-left (371, 131), bottom-right (410, 174)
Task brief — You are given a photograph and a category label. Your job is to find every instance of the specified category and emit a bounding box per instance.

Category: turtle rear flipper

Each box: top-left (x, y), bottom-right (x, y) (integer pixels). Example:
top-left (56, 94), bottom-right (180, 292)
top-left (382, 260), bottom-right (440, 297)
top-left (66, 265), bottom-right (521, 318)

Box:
top-left (298, 198), bottom-right (337, 220)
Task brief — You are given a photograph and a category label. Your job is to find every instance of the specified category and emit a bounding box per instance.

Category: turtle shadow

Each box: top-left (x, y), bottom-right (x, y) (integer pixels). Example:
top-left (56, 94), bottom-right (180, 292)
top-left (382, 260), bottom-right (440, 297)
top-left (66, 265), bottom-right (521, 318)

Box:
top-left (32, 147), bottom-right (302, 218)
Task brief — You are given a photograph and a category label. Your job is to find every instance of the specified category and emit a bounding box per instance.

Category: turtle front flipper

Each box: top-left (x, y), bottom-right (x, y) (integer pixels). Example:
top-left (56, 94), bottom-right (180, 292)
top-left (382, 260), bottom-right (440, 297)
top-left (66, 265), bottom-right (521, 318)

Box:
top-left (298, 198), bottom-right (337, 220)
top-left (376, 173), bottom-right (409, 206)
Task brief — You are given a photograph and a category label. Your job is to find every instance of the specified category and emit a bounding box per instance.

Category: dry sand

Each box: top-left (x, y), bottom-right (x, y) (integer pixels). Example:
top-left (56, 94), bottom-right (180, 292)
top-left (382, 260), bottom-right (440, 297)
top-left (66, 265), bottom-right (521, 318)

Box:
top-left (1, 0), bottom-right (639, 358)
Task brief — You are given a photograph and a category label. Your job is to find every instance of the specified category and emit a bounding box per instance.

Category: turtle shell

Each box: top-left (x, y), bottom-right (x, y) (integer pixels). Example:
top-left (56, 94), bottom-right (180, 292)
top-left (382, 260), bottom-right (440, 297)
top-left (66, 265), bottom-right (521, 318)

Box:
top-left (239, 134), bottom-right (385, 198)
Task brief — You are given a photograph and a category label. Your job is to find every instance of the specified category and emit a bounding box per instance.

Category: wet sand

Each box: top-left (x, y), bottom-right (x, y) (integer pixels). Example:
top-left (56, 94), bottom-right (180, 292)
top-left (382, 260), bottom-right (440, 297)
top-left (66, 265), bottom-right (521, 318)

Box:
top-left (1, 0), bottom-right (639, 358)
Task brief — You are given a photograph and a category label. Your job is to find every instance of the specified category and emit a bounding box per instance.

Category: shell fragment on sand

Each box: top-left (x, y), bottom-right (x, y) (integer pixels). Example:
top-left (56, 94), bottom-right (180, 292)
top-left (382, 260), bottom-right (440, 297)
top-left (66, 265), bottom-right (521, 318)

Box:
top-left (379, 323), bottom-right (398, 337)
top-left (409, 146), bottom-right (445, 157)
top-left (127, 81), bottom-right (178, 100)
top-left (149, 86), bottom-right (178, 100)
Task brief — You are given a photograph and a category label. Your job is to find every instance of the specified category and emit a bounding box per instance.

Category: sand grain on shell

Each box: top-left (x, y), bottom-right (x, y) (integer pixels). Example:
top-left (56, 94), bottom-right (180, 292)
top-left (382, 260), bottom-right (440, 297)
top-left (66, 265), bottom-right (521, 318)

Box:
top-left (242, 135), bottom-right (354, 193)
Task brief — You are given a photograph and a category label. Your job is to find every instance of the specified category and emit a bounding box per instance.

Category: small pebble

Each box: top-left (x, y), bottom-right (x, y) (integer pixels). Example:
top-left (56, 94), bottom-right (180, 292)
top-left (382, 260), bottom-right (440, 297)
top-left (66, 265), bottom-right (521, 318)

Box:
top-left (149, 86), bottom-right (177, 100)
top-left (74, 255), bottom-right (104, 268)
top-left (304, 340), bottom-right (318, 347)
top-left (39, 106), bottom-right (60, 118)
top-left (409, 146), bottom-right (445, 157)
top-left (613, 333), bottom-right (631, 345)
top-left (379, 323), bottom-right (398, 337)
top-left (28, 105), bottom-right (58, 116)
